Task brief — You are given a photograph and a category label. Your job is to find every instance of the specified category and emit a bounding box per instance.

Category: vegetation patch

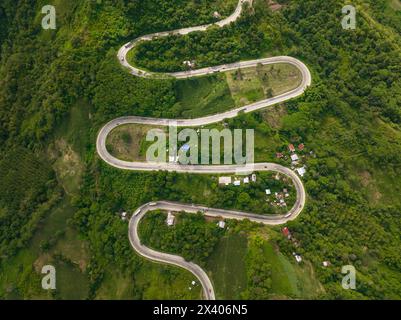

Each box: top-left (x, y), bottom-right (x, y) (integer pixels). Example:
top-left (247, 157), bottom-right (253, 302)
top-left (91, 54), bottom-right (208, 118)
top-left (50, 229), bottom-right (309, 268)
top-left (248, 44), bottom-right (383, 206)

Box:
top-left (134, 263), bottom-right (202, 300)
top-left (139, 211), bottom-right (224, 266)
top-left (206, 234), bottom-right (248, 299)
top-left (0, 148), bottom-right (57, 258)
top-left (106, 124), bottom-right (166, 162)
top-left (389, 0), bottom-right (401, 11)
top-left (173, 74), bottom-right (235, 118)
top-left (1, 0), bottom-right (401, 300)
top-left (226, 63), bottom-right (302, 107)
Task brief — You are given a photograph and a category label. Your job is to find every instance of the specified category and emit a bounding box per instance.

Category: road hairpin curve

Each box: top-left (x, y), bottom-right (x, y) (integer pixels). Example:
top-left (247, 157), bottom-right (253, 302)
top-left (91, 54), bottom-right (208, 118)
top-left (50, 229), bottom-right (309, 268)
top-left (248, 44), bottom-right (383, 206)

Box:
top-left (96, 0), bottom-right (311, 300)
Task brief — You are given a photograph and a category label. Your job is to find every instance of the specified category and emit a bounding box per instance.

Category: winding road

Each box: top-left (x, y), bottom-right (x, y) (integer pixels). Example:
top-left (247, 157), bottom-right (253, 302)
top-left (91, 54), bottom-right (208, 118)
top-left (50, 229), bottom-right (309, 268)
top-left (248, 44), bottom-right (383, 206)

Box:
top-left (97, 0), bottom-right (312, 300)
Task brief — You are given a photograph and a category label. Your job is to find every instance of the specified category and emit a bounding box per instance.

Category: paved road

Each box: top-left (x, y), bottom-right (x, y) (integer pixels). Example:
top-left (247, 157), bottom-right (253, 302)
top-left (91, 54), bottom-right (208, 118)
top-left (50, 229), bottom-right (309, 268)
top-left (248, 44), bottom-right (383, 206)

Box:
top-left (129, 190), bottom-right (305, 300)
top-left (118, 0), bottom-right (252, 79)
top-left (97, 0), bottom-right (312, 300)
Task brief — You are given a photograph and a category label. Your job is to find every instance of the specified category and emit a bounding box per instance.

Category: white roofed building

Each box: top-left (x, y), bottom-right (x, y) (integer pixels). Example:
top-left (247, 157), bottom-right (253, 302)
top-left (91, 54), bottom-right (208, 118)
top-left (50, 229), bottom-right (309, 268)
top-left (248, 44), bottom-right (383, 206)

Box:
top-left (166, 212), bottom-right (175, 226)
top-left (297, 166), bottom-right (306, 177)
top-left (219, 176), bottom-right (232, 185)
top-left (213, 11), bottom-right (221, 19)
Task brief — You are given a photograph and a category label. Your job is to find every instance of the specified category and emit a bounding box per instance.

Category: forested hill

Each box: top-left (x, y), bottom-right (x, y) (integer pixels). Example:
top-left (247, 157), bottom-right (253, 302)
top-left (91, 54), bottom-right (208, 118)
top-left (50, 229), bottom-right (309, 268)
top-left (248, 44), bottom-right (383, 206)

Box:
top-left (0, 0), bottom-right (400, 299)
top-left (0, 5), bottom-right (10, 52)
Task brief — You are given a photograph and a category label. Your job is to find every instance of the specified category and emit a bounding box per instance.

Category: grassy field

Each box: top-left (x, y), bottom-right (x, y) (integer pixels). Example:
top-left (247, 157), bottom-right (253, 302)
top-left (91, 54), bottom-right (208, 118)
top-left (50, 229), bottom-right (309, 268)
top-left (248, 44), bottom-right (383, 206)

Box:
top-left (135, 263), bottom-right (202, 300)
top-left (53, 101), bottom-right (91, 157)
top-left (172, 63), bottom-right (302, 118)
top-left (173, 74), bottom-right (236, 118)
top-left (226, 63), bottom-right (302, 107)
top-left (203, 225), bottom-right (324, 299)
top-left (54, 260), bottom-right (89, 300)
top-left (95, 262), bottom-right (201, 300)
top-left (95, 269), bottom-right (136, 300)
top-left (293, 261), bottom-right (326, 298)
top-left (390, 0), bottom-right (401, 10)
top-left (226, 69), bottom-right (264, 106)
top-left (265, 243), bottom-right (325, 299)
top-left (106, 124), bottom-right (166, 162)
top-left (262, 241), bottom-right (299, 297)
top-left (206, 234), bottom-right (248, 299)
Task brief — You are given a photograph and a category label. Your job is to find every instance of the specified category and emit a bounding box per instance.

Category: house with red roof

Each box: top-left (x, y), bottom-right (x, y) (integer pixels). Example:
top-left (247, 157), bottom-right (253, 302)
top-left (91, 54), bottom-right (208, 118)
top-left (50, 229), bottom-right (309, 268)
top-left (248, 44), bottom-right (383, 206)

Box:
top-left (282, 227), bottom-right (291, 238)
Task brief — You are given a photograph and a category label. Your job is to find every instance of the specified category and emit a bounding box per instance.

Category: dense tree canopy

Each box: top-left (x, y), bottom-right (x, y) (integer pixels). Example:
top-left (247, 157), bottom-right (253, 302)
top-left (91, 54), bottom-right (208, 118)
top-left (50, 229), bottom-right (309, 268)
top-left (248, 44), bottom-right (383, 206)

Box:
top-left (0, 0), bottom-right (400, 299)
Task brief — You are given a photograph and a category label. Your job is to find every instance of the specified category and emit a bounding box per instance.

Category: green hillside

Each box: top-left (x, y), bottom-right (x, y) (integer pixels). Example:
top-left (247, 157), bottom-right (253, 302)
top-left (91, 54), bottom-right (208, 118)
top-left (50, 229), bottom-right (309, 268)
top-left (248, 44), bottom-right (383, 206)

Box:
top-left (0, 0), bottom-right (400, 300)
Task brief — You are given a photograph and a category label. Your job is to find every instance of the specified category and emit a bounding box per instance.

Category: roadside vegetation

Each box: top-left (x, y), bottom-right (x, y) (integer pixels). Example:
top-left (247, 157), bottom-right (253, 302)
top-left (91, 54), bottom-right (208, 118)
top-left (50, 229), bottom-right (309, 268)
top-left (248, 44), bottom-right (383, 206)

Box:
top-left (226, 63), bottom-right (302, 106)
top-left (106, 124), bottom-right (166, 162)
top-left (129, 3), bottom-right (262, 72)
top-left (0, 0), bottom-right (234, 300)
top-left (173, 74), bottom-right (235, 118)
top-left (0, 0), bottom-right (400, 300)
top-left (126, 0), bottom-right (238, 36)
top-left (171, 62), bottom-right (302, 118)
top-left (140, 213), bottom-right (325, 299)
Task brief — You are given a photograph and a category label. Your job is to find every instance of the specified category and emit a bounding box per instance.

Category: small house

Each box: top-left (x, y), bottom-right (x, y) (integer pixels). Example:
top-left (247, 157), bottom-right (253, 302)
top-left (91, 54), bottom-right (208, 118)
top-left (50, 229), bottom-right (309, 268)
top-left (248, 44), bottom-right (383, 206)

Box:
top-left (297, 167), bottom-right (306, 177)
top-left (288, 144), bottom-right (295, 152)
top-left (166, 212), bottom-right (175, 226)
top-left (282, 227), bottom-right (290, 237)
top-left (219, 176), bottom-right (232, 185)
top-left (213, 11), bottom-right (221, 19)
top-left (291, 154), bottom-right (299, 162)
top-left (293, 252), bottom-right (302, 263)
top-left (183, 60), bottom-right (196, 69)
